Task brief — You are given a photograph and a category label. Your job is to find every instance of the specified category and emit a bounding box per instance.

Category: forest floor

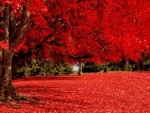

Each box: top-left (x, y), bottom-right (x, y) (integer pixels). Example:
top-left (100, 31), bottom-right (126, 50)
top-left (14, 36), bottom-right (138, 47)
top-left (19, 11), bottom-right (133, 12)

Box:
top-left (0, 72), bottom-right (150, 113)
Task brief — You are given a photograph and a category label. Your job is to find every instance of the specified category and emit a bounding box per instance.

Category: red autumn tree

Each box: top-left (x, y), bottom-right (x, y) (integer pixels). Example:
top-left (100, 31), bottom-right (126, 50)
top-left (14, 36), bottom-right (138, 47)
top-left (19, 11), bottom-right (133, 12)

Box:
top-left (0, 0), bottom-right (49, 102)
top-left (43, 0), bottom-right (111, 75)
top-left (42, 0), bottom-right (150, 75)
top-left (13, 0), bottom-right (150, 76)
top-left (1, 0), bottom-right (149, 102)
top-left (104, 0), bottom-right (150, 63)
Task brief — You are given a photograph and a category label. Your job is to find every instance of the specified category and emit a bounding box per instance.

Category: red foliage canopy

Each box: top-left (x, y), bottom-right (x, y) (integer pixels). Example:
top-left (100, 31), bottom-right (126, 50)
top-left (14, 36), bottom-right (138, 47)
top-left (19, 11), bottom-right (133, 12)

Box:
top-left (42, 0), bottom-right (150, 64)
top-left (0, 0), bottom-right (49, 52)
top-left (42, 0), bottom-right (109, 63)
top-left (1, 0), bottom-right (150, 64)
top-left (104, 0), bottom-right (150, 62)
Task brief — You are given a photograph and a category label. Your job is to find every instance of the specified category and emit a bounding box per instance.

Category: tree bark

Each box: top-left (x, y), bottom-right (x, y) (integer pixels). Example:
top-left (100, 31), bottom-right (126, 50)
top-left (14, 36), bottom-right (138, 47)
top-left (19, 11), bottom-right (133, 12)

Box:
top-left (0, 4), bottom-right (30, 102)
top-left (78, 61), bottom-right (83, 76)
top-left (138, 60), bottom-right (143, 71)
top-left (0, 49), bottom-right (21, 102)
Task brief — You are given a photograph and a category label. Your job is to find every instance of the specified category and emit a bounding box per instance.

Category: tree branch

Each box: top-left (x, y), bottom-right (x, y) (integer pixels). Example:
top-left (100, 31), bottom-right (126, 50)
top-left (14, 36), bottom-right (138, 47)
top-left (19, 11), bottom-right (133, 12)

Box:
top-left (10, 7), bottom-right (30, 49)
top-left (68, 54), bottom-right (94, 61)
top-left (9, 11), bottom-right (16, 38)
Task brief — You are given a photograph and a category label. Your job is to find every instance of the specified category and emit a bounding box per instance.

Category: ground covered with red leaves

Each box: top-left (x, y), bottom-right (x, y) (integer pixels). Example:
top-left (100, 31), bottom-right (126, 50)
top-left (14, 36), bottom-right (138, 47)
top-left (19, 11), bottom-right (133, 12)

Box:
top-left (0, 72), bottom-right (150, 113)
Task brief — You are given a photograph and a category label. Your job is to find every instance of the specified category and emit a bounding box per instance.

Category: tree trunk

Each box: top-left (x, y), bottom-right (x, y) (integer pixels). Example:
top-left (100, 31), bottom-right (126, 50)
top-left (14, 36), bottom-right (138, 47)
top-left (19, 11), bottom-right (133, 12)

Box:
top-left (0, 49), bottom-right (21, 102)
top-left (138, 60), bottom-right (143, 71)
top-left (0, 4), bottom-right (30, 102)
top-left (78, 61), bottom-right (83, 76)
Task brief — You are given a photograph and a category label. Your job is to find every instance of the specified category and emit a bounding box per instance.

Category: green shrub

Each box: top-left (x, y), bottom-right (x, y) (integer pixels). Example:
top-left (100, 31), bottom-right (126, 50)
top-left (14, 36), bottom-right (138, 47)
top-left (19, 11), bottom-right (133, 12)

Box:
top-left (17, 59), bottom-right (74, 76)
top-left (83, 62), bottom-right (108, 72)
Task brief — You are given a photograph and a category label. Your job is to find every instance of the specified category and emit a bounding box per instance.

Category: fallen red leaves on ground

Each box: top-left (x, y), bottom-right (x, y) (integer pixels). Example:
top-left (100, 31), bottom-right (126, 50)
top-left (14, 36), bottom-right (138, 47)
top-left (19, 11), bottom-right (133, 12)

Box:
top-left (0, 72), bottom-right (150, 113)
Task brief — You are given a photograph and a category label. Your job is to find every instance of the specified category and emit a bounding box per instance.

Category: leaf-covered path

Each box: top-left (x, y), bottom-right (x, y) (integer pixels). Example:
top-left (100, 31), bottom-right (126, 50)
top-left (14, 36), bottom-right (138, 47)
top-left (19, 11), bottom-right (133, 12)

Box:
top-left (0, 72), bottom-right (150, 112)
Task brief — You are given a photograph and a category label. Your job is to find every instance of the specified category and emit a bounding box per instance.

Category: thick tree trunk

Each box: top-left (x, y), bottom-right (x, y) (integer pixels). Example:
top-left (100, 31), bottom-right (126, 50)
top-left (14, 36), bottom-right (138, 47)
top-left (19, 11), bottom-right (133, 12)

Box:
top-left (78, 61), bottom-right (83, 76)
top-left (0, 49), bottom-right (21, 102)
top-left (0, 4), bottom-right (30, 102)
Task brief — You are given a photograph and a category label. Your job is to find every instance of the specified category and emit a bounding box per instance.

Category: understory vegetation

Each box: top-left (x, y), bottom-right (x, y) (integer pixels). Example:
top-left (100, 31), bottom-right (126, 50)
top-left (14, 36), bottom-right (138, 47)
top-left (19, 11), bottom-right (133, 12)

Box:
top-left (16, 54), bottom-right (150, 77)
top-left (17, 59), bottom-right (73, 77)
top-left (83, 54), bottom-right (150, 73)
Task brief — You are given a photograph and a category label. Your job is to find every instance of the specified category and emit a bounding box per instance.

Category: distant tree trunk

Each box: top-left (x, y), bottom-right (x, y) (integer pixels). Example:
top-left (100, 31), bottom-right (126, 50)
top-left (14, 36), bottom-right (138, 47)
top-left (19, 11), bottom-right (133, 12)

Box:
top-left (138, 60), bottom-right (143, 71)
top-left (78, 61), bottom-right (83, 76)
top-left (104, 67), bottom-right (107, 72)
